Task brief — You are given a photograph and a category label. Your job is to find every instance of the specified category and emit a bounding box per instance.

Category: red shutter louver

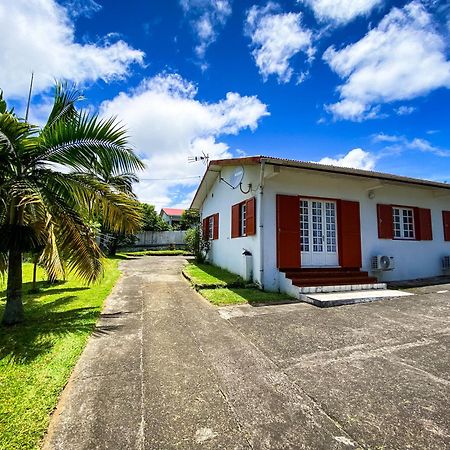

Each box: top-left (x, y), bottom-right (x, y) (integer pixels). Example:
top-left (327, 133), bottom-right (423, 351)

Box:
top-left (337, 200), bottom-right (362, 268)
top-left (202, 217), bottom-right (209, 240)
top-left (415, 208), bottom-right (432, 240)
top-left (231, 204), bottom-right (240, 238)
top-left (443, 211), bottom-right (450, 241)
top-left (276, 195), bottom-right (300, 269)
top-left (213, 213), bottom-right (219, 240)
top-left (377, 204), bottom-right (393, 239)
top-left (246, 197), bottom-right (256, 236)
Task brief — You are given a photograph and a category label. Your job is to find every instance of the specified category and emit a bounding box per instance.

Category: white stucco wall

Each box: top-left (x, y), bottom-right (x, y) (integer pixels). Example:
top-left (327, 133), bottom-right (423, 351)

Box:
top-left (200, 165), bottom-right (262, 283)
top-left (200, 163), bottom-right (450, 292)
top-left (262, 166), bottom-right (450, 291)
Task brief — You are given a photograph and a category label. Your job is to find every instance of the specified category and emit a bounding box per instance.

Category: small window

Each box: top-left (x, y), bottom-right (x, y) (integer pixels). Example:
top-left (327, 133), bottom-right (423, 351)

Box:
top-left (240, 202), bottom-right (247, 236)
top-left (208, 216), bottom-right (214, 240)
top-left (393, 207), bottom-right (415, 239)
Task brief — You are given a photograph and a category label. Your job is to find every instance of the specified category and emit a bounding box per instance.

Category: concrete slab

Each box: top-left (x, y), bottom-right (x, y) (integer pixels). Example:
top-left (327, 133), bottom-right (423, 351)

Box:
top-left (45, 257), bottom-right (450, 450)
top-left (302, 288), bottom-right (413, 307)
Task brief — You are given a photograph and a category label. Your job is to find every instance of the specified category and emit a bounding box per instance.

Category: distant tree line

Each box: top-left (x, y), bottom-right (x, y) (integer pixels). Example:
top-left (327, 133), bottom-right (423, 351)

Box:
top-left (140, 204), bottom-right (199, 231)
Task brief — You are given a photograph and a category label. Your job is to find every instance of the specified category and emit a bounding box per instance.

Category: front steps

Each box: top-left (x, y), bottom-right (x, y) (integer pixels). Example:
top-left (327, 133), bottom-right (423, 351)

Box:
top-left (280, 267), bottom-right (385, 293)
top-left (278, 267), bottom-right (388, 306)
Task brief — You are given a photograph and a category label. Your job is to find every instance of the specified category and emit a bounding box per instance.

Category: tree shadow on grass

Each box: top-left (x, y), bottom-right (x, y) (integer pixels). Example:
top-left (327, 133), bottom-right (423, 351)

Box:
top-left (0, 280), bottom-right (89, 300)
top-left (0, 295), bottom-right (120, 365)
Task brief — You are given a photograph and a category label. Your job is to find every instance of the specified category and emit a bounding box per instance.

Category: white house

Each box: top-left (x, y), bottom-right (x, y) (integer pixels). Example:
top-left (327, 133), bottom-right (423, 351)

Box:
top-left (191, 156), bottom-right (450, 298)
top-left (160, 207), bottom-right (185, 227)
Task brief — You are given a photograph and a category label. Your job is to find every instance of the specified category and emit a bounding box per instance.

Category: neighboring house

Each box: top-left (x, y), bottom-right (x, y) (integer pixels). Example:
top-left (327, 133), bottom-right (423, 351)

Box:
top-left (191, 156), bottom-right (450, 297)
top-left (160, 208), bottom-right (185, 227)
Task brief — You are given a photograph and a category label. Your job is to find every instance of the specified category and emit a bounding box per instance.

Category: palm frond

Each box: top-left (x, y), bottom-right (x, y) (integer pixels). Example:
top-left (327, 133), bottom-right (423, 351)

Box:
top-left (37, 113), bottom-right (145, 175)
top-left (45, 82), bottom-right (82, 130)
top-left (39, 220), bottom-right (65, 282)
top-left (42, 172), bottom-right (142, 235)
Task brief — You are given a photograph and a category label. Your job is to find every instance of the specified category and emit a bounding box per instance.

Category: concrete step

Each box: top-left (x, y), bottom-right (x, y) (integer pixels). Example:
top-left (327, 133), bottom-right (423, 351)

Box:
top-left (300, 289), bottom-right (412, 307)
top-left (280, 267), bottom-right (360, 273)
top-left (298, 283), bottom-right (387, 294)
top-left (292, 276), bottom-right (378, 287)
top-left (285, 270), bottom-right (370, 279)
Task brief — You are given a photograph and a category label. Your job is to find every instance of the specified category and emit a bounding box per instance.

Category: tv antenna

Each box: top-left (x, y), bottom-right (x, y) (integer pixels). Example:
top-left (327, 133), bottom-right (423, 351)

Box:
top-left (188, 151), bottom-right (209, 165)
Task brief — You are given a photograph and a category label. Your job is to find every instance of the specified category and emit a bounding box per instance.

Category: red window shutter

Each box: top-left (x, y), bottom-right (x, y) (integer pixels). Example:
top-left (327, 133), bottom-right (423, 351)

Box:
top-left (276, 195), bottom-right (300, 269)
top-left (246, 197), bottom-right (256, 236)
top-left (202, 217), bottom-right (209, 240)
top-left (337, 200), bottom-right (362, 268)
top-left (213, 213), bottom-right (219, 240)
top-left (377, 204), bottom-right (393, 239)
top-left (415, 208), bottom-right (432, 240)
top-left (231, 204), bottom-right (240, 238)
top-left (443, 211), bottom-right (450, 241)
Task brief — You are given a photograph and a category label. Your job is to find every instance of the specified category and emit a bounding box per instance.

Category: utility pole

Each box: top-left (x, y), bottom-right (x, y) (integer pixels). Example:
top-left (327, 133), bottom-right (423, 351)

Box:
top-left (25, 72), bottom-right (34, 121)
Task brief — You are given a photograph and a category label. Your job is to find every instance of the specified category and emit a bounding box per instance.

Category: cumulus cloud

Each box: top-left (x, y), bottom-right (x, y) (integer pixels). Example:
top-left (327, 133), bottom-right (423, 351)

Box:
top-left (395, 105), bottom-right (416, 115)
top-left (180, 0), bottom-right (232, 61)
top-left (372, 133), bottom-right (450, 156)
top-left (0, 0), bottom-right (144, 99)
top-left (317, 148), bottom-right (377, 170)
top-left (99, 73), bottom-right (269, 208)
top-left (300, 0), bottom-right (383, 25)
top-left (245, 3), bottom-right (314, 83)
top-left (323, 1), bottom-right (450, 120)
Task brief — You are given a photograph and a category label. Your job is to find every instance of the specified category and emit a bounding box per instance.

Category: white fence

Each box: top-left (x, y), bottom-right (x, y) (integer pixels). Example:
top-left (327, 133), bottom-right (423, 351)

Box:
top-left (134, 230), bottom-right (186, 248)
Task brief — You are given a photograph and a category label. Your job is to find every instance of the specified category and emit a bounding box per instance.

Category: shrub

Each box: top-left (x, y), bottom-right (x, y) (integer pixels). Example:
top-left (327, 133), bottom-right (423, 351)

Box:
top-left (185, 225), bottom-right (209, 262)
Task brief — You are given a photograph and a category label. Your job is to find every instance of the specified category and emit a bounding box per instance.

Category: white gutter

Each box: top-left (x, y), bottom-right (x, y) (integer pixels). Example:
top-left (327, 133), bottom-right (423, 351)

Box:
top-left (258, 160), bottom-right (265, 289)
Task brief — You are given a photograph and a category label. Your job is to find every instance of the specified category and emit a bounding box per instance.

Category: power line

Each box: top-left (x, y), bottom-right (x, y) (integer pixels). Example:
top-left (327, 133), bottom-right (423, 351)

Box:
top-left (139, 175), bottom-right (202, 181)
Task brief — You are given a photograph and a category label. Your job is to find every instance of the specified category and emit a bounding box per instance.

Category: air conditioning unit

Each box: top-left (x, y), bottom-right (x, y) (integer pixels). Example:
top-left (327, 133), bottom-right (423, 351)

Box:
top-left (371, 255), bottom-right (395, 271)
top-left (443, 256), bottom-right (450, 270)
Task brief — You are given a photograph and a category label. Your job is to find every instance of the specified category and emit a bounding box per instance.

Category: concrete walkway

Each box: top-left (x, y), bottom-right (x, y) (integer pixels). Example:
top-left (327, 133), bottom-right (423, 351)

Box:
top-left (44, 256), bottom-right (357, 450)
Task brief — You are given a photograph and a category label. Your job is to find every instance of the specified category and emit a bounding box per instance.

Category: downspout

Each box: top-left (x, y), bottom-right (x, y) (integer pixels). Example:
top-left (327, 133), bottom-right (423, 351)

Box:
top-left (258, 160), bottom-right (265, 289)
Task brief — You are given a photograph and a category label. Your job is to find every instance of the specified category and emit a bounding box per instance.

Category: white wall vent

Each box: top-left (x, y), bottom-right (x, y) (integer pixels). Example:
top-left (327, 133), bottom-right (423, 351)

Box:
top-left (371, 255), bottom-right (395, 271)
top-left (443, 256), bottom-right (450, 270)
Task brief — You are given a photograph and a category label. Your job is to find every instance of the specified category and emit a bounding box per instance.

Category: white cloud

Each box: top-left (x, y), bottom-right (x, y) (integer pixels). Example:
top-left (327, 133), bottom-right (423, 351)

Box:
top-left (372, 133), bottom-right (402, 143)
top-left (300, 0), bottom-right (383, 25)
top-left (61, 0), bottom-right (102, 18)
top-left (323, 1), bottom-right (450, 120)
top-left (99, 73), bottom-right (269, 208)
top-left (180, 0), bottom-right (232, 60)
top-left (372, 133), bottom-right (450, 156)
top-left (395, 105), bottom-right (416, 115)
top-left (245, 3), bottom-right (314, 83)
top-left (318, 148), bottom-right (377, 170)
top-left (0, 0), bottom-right (144, 99)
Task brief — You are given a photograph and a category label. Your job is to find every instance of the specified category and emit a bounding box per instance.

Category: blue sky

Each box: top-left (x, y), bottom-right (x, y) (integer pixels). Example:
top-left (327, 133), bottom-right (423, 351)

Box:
top-left (1, 0), bottom-right (450, 207)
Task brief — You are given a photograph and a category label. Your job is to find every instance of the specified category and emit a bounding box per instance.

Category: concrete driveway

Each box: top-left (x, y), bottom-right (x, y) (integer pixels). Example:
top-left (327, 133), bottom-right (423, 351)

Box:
top-left (44, 256), bottom-right (450, 450)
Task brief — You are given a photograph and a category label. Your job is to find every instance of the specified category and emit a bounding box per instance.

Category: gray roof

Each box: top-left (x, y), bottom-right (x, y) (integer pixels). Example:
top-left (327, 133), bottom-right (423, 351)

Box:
top-left (190, 155), bottom-right (450, 209)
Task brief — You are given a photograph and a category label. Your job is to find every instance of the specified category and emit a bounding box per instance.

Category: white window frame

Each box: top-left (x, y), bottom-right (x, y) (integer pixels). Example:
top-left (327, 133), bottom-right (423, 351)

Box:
top-left (240, 202), bottom-right (247, 236)
top-left (208, 216), bottom-right (214, 240)
top-left (393, 207), bottom-right (415, 240)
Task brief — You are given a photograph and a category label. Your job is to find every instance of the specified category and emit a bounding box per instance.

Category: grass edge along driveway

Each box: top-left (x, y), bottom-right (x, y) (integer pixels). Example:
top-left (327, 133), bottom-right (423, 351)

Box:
top-left (183, 261), bottom-right (291, 306)
top-left (0, 258), bottom-right (121, 450)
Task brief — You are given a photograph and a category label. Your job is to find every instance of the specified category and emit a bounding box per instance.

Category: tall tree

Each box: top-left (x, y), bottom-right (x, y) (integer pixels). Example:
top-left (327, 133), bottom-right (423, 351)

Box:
top-left (141, 204), bottom-right (170, 231)
top-left (179, 209), bottom-right (200, 230)
top-left (0, 84), bottom-right (144, 325)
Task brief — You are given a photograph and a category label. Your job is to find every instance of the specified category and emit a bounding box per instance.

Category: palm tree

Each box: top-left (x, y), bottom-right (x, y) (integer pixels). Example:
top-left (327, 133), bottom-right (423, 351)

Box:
top-left (0, 84), bottom-right (144, 325)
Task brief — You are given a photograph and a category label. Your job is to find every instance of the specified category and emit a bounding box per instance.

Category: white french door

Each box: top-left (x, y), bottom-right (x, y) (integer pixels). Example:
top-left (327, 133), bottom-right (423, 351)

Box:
top-left (300, 199), bottom-right (339, 267)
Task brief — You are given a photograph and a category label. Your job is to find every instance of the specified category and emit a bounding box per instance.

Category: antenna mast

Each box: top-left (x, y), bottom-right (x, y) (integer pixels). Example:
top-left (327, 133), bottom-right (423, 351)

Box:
top-left (25, 72), bottom-right (34, 121)
top-left (188, 151), bottom-right (209, 166)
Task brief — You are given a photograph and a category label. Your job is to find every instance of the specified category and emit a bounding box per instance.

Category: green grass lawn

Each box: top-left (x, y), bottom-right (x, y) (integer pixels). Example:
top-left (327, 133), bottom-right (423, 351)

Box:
top-left (182, 262), bottom-right (245, 288)
top-left (183, 261), bottom-right (292, 306)
top-left (199, 288), bottom-right (292, 306)
top-left (0, 258), bottom-right (121, 450)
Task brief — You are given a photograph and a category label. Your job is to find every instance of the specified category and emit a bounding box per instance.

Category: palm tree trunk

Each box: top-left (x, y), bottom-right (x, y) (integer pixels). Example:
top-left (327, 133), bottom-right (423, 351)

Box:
top-left (2, 247), bottom-right (24, 325)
